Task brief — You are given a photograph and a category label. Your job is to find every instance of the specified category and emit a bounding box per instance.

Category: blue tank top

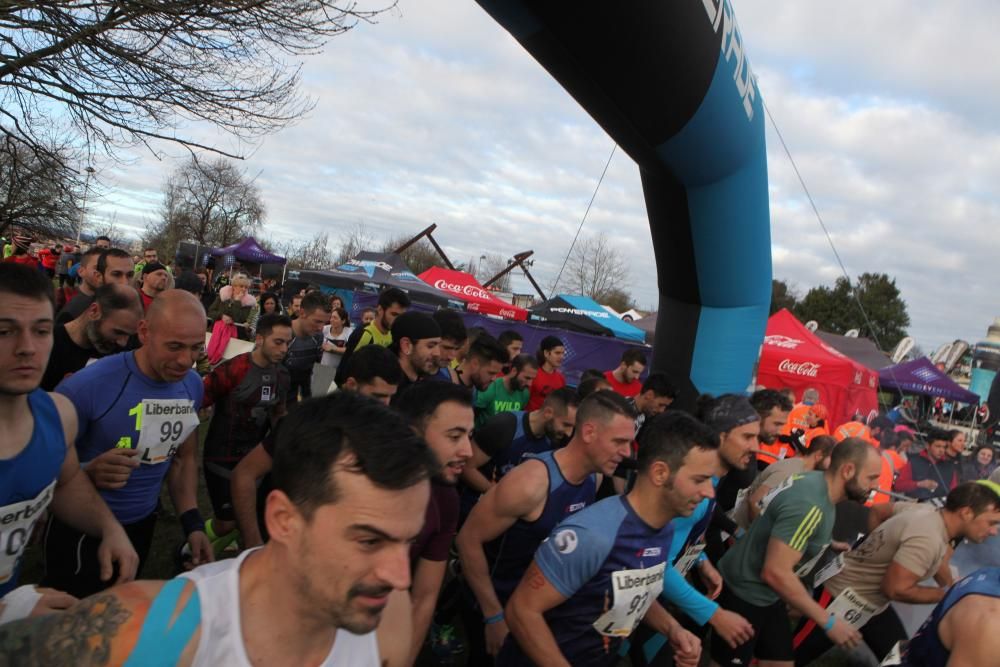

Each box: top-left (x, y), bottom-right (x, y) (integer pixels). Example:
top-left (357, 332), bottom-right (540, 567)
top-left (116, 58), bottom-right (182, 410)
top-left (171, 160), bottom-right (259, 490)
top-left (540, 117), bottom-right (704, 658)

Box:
top-left (498, 495), bottom-right (674, 667)
top-left (485, 450), bottom-right (596, 605)
top-left (902, 567), bottom-right (1000, 666)
top-left (55, 352), bottom-right (204, 525)
top-left (0, 390), bottom-right (65, 595)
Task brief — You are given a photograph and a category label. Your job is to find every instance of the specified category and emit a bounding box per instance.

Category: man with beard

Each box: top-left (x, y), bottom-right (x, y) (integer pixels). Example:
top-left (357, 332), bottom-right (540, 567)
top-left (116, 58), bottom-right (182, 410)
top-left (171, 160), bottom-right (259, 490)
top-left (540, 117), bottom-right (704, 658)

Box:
top-left (334, 287), bottom-right (410, 386)
top-left (394, 382), bottom-right (474, 665)
top-left (793, 481), bottom-right (1000, 666)
top-left (751, 388), bottom-right (795, 469)
top-left (455, 391), bottom-right (633, 663)
top-left (500, 411), bottom-right (718, 667)
top-left (199, 314), bottom-right (292, 555)
top-left (475, 354), bottom-right (538, 426)
top-left (461, 387), bottom-right (580, 514)
top-left (138, 262), bottom-right (170, 311)
top-left (432, 308), bottom-right (467, 382)
top-left (0, 265), bottom-right (137, 618)
top-left (603, 348), bottom-right (647, 398)
top-left (732, 435), bottom-right (837, 530)
top-left (708, 438), bottom-right (883, 667)
top-left (55, 247), bottom-right (104, 323)
top-left (0, 391), bottom-right (431, 666)
top-left (454, 333), bottom-right (507, 397)
top-left (389, 311), bottom-right (442, 402)
top-left (895, 429), bottom-right (959, 502)
top-left (42, 284), bottom-right (142, 390)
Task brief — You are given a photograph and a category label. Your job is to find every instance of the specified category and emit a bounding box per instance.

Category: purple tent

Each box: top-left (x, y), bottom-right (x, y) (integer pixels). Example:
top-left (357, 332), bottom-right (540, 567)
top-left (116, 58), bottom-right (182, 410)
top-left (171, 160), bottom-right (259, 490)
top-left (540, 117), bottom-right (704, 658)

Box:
top-left (211, 237), bottom-right (286, 265)
top-left (879, 357), bottom-right (980, 404)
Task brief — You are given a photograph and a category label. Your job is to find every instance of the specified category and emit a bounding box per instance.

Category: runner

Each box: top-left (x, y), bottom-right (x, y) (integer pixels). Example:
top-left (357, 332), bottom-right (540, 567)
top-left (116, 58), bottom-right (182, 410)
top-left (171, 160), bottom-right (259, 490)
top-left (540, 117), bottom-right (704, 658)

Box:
top-left (44, 290), bottom-right (212, 598)
top-left (497, 330), bottom-right (524, 370)
top-left (461, 387), bottom-right (580, 514)
top-left (603, 349), bottom-right (647, 398)
top-left (629, 373), bottom-right (677, 435)
top-left (94, 248), bottom-right (136, 287)
top-left (432, 308), bottom-right (467, 382)
top-left (475, 353), bottom-right (538, 426)
top-left (455, 391), bottom-right (632, 662)
top-left (394, 382), bottom-right (474, 665)
top-left (232, 344), bottom-right (405, 549)
top-left (896, 567), bottom-right (1000, 666)
top-left (41, 284), bottom-right (142, 390)
top-left (282, 291), bottom-right (329, 401)
top-left (732, 434), bottom-right (836, 530)
top-left (200, 314), bottom-right (291, 554)
top-left (793, 481), bottom-right (1000, 665)
top-left (455, 333), bottom-right (507, 396)
top-left (0, 264), bottom-right (136, 616)
top-left (334, 287), bottom-right (410, 385)
top-left (0, 391), bottom-right (435, 666)
top-left (499, 411), bottom-right (719, 667)
top-left (138, 262), bottom-right (170, 311)
top-left (389, 311), bottom-right (441, 400)
top-left (55, 247), bottom-right (104, 323)
top-left (526, 335), bottom-right (566, 411)
top-left (708, 438), bottom-right (883, 667)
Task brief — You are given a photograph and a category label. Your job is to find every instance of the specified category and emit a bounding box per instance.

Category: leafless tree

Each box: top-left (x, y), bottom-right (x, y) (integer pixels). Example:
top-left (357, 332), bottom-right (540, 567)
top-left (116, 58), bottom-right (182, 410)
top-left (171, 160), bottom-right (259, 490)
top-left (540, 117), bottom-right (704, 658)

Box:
top-left (478, 253), bottom-right (512, 292)
top-left (0, 135), bottom-right (84, 238)
top-left (144, 156), bottom-right (263, 258)
top-left (280, 231), bottom-right (334, 270)
top-left (381, 234), bottom-right (441, 275)
top-left (558, 231), bottom-right (632, 303)
top-left (0, 1), bottom-right (394, 168)
top-left (334, 222), bottom-right (380, 265)
top-left (89, 214), bottom-right (131, 249)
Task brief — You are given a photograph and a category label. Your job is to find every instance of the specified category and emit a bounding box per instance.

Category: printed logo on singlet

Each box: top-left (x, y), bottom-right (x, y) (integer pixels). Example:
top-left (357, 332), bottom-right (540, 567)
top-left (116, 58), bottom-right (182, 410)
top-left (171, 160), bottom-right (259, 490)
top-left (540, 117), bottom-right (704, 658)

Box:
top-left (0, 481), bottom-right (56, 583)
top-left (553, 529), bottom-right (578, 554)
top-left (566, 502), bottom-right (586, 513)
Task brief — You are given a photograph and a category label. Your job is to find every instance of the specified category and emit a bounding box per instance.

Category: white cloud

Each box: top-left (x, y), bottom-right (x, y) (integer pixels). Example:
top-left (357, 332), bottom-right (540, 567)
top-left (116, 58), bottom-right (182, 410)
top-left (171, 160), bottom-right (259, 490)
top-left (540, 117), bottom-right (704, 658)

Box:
top-left (85, 0), bottom-right (1000, 352)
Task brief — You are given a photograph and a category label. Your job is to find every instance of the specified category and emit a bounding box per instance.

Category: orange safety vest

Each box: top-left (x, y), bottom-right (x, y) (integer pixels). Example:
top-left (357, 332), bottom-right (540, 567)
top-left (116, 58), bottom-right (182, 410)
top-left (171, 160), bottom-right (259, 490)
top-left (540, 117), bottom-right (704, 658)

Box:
top-left (804, 425), bottom-right (830, 447)
top-left (834, 421), bottom-right (873, 443)
top-left (781, 405), bottom-right (812, 436)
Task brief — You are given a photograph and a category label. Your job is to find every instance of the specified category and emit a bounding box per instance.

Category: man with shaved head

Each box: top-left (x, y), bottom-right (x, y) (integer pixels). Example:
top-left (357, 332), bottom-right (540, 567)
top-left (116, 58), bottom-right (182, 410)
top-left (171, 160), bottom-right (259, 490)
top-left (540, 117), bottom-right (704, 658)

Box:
top-left (45, 290), bottom-right (214, 597)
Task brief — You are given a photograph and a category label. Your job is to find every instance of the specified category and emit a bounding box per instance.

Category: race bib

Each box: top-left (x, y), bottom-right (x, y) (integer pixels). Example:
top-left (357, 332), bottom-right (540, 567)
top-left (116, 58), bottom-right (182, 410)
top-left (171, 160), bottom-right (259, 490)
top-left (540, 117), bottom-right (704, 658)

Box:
top-left (794, 544), bottom-right (828, 578)
top-left (0, 481), bottom-right (56, 583)
top-left (674, 544), bottom-right (706, 576)
top-left (759, 475), bottom-right (795, 514)
top-left (826, 587), bottom-right (888, 630)
top-left (880, 641), bottom-right (906, 666)
top-left (135, 399), bottom-right (199, 465)
top-left (593, 561), bottom-right (666, 638)
top-left (813, 552), bottom-right (846, 588)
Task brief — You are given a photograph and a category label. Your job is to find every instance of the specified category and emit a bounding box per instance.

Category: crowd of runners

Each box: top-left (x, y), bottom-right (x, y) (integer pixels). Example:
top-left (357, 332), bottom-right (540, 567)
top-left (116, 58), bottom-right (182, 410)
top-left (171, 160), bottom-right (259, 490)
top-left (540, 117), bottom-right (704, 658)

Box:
top-left (2, 239), bottom-right (1000, 667)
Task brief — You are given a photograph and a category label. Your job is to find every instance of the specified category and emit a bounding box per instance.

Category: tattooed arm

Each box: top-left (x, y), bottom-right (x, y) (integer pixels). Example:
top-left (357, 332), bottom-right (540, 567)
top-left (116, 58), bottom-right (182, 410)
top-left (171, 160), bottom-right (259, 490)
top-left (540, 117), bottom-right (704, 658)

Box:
top-left (0, 581), bottom-right (201, 666)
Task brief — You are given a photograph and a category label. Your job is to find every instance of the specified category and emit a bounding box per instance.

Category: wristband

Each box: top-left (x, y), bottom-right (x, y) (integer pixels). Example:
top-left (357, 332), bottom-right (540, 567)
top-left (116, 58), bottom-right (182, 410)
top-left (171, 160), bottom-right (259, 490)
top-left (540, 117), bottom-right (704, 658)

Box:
top-left (822, 613), bottom-right (836, 632)
top-left (0, 585), bottom-right (42, 624)
top-left (484, 612), bottom-right (505, 625)
top-left (696, 552), bottom-right (709, 564)
top-left (179, 509), bottom-right (206, 537)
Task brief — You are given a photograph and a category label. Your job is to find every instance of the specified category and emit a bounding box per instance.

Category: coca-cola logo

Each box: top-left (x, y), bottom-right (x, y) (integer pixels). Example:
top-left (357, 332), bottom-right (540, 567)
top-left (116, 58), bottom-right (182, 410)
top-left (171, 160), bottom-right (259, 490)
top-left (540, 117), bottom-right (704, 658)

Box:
top-left (778, 359), bottom-right (820, 377)
top-left (433, 279), bottom-right (493, 301)
top-left (764, 335), bottom-right (803, 350)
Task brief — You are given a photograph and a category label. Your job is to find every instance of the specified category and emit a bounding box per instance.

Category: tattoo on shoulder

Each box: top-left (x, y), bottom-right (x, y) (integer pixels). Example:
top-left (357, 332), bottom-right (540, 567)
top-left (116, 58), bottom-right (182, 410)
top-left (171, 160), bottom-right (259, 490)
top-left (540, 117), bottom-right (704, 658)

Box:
top-left (0, 593), bottom-right (132, 666)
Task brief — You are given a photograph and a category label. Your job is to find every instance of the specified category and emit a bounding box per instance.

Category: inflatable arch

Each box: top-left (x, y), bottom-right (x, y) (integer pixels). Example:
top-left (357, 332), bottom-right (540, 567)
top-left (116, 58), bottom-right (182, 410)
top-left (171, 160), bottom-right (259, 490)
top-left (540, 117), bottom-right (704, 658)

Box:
top-left (476, 0), bottom-right (772, 405)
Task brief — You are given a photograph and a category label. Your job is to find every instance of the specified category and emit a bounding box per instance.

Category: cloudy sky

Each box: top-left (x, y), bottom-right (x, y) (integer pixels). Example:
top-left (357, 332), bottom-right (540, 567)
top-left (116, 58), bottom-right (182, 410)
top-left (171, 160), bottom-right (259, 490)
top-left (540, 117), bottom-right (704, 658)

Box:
top-left (89, 1), bottom-right (1000, 353)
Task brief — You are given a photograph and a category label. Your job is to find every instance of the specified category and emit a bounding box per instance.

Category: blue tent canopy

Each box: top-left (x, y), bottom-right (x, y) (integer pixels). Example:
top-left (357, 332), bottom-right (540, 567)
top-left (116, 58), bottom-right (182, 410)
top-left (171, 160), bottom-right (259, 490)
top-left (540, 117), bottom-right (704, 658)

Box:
top-left (530, 294), bottom-right (646, 343)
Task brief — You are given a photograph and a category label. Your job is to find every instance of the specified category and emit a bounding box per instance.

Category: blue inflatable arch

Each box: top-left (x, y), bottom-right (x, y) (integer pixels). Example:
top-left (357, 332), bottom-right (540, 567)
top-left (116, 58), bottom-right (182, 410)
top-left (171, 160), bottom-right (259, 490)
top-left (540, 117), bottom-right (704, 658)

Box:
top-left (476, 0), bottom-right (772, 405)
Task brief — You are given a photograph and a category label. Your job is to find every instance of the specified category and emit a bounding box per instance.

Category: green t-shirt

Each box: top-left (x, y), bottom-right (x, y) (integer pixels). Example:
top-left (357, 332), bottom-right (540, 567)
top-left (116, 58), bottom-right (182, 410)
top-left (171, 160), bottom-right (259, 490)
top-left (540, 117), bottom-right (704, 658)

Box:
top-left (718, 470), bottom-right (835, 606)
top-left (475, 378), bottom-right (529, 427)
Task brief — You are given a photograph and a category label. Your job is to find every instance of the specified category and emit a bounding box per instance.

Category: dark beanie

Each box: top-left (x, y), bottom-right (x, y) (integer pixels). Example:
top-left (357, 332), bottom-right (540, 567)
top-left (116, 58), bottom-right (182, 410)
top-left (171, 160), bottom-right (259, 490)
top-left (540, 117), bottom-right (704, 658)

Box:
top-left (701, 394), bottom-right (760, 433)
top-left (391, 311), bottom-right (441, 343)
top-left (142, 262), bottom-right (167, 275)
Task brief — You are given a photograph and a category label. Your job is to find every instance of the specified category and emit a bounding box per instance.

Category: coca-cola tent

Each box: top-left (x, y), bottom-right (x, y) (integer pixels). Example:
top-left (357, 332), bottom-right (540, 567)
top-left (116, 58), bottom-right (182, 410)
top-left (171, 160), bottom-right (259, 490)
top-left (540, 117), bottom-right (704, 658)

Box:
top-left (418, 267), bottom-right (528, 321)
top-left (757, 309), bottom-right (879, 429)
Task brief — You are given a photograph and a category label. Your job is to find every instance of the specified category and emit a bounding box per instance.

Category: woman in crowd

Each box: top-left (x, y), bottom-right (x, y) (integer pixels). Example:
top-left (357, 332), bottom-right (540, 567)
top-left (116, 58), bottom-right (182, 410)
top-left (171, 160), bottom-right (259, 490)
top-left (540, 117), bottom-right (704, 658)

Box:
top-left (320, 306), bottom-right (353, 372)
top-left (249, 291), bottom-right (282, 335)
top-left (526, 334), bottom-right (566, 411)
top-left (962, 444), bottom-right (997, 482)
top-left (206, 273), bottom-right (257, 363)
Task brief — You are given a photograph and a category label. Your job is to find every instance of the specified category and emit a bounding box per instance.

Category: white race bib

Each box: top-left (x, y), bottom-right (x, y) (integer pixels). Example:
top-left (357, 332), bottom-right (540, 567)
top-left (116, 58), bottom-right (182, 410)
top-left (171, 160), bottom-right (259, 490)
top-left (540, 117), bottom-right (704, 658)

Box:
top-left (0, 481), bottom-right (56, 583)
top-left (813, 552), bottom-right (846, 588)
top-left (674, 544), bottom-right (706, 576)
top-left (759, 474), bottom-right (796, 514)
top-left (593, 562), bottom-right (666, 638)
top-left (826, 587), bottom-right (888, 630)
top-left (880, 641), bottom-right (905, 666)
top-left (135, 399), bottom-right (199, 465)
top-left (794, 544), bottom-right (828, 578)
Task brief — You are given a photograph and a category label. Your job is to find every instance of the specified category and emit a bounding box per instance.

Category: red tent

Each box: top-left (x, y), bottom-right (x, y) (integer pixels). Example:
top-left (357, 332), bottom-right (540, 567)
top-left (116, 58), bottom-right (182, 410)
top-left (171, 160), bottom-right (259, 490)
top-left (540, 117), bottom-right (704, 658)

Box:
top-left (757, 309), bottom-right (879, 430)
top-left (418, 267), bottom-right (529, 321)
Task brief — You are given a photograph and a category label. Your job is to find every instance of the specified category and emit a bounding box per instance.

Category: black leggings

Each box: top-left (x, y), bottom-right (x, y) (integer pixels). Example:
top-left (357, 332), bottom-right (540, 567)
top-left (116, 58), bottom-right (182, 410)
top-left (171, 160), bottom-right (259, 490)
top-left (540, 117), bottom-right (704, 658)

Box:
top-left (41, 510), bottom-right (158, 599)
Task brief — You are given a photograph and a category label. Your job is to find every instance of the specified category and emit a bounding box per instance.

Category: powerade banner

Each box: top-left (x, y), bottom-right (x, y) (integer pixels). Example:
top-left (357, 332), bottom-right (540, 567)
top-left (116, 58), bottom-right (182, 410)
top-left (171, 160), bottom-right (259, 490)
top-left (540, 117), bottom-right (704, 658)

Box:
top-left (475, 0), bottom-right (771, 406)
top-left (531, 295), bottom-right (646, 343)
top-left (347, 292), bottom-right (649, 387)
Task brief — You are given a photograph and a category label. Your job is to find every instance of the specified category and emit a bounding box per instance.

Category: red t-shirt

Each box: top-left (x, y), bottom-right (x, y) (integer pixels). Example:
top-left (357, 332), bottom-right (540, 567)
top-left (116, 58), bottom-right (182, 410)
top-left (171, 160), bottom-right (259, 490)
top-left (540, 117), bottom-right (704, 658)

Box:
top-left (410, 482), bottom-right (458, 564)
top-left (603, 370), bottom-right (641, 398)
top-left (526, 367), bottom-right (566, 411)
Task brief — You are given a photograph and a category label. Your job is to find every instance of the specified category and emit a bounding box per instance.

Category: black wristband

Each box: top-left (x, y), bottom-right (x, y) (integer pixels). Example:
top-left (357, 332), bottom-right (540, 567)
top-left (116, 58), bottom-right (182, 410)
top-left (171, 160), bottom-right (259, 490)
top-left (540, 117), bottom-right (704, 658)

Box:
top-left (180, 509), bottom-right (205, 537)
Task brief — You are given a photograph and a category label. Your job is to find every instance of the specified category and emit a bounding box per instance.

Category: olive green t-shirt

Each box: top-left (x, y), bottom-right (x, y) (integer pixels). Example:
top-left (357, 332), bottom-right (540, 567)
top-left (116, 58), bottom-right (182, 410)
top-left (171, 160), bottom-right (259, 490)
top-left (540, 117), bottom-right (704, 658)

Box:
top-left (731, 457), bottom-right (808, 530)
top-left (719, 471), bottom-right (835, 606)
top-left (825, 504), bottom-right (949, 608)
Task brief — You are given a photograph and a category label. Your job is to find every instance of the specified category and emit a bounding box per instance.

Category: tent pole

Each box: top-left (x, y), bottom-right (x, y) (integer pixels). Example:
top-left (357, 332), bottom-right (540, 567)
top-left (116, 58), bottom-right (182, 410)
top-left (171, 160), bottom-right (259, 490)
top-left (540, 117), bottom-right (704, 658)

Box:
top-left (391, 223), bottom-right (455, 269)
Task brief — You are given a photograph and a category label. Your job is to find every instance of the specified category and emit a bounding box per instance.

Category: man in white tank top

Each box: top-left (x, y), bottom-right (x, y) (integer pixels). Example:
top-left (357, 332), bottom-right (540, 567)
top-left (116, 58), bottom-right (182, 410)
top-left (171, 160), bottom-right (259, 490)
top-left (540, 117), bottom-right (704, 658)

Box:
top-left (0, 391), bottom-right (440, 666)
